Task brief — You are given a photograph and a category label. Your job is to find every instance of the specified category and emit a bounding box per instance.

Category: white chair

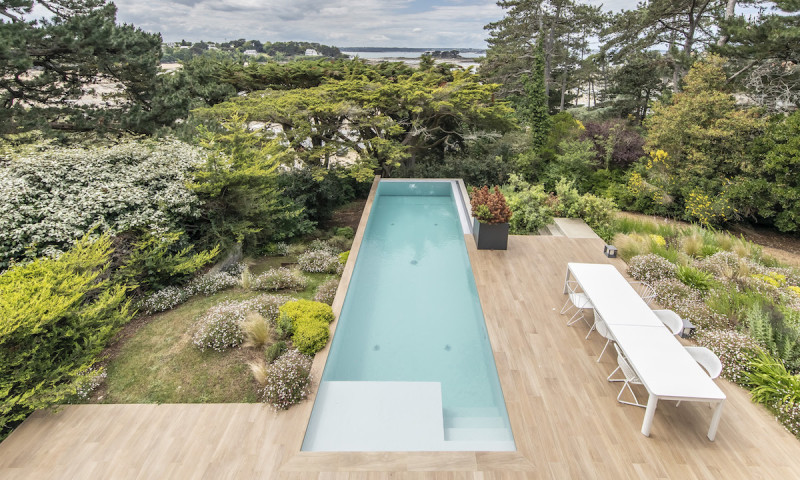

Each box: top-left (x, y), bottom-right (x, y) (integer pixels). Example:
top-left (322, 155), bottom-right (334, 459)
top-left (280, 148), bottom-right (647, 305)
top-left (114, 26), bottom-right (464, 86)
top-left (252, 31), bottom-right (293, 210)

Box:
top-left (676, 346), bottom-right (723, 408)
top-left (653, 310), bottom-right (683, 336)
top-left (561, 280), bottom-right (593, 327)
top-left (629, 281), bottom-right (656, 305)
top-left (685, 346), bottom-right (722, 379)
top-left (608, 344), bottom-right (646, 408)
top-left (591, 311), bottom-right (615, 362)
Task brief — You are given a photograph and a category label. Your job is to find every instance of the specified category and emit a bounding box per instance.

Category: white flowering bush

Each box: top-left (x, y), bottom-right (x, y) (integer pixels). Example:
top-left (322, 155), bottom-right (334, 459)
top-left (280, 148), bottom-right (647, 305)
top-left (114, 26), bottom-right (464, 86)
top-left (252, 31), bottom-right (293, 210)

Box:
top-left (0, 139), bottom-right (204, 269)
top-left (651, 278), bottom-right (727, 329)
top-left (695, 329), bottom-right (762, 385)
top-left (307, 239), bottom-right (338, 253)
top-left (187, 272), bottom-right (240, 296)
top-left (628, 254), bottom-right (677, 283)
top-left (696, 251), bottom-right (743, 279)
top-left (191, 300), bottom-right (250, 352)
top-left (298, 250), bottom-right (342, 274)
top-left (139, 286), bottom-right (192, 314)
top-left (313, 278), bottom-right (339, 305)
top-left (249, 294), bottom-right (292, 323)
top-left (252, 267), bottom-right (308, 291)
top-left (774, 398), bottom-right (800, 437)
top-left (258, 349), bottom-right (313, 410)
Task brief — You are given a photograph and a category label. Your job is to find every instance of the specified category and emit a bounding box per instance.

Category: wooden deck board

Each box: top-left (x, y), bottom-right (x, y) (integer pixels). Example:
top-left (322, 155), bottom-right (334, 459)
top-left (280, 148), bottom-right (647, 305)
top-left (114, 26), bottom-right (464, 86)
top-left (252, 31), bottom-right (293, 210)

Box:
top-left (3, 228), bottom-right (800, 478)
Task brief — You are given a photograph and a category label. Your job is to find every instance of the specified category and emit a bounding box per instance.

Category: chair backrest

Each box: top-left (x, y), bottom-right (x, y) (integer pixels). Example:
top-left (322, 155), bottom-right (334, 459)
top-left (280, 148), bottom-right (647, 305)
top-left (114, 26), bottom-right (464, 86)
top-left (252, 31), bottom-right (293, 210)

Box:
top-left (654, 309), bottom-right (683, 336)
top-left (595, 311), bottom-right (613, 340)
top-left (629, 281), bottom-right (656, 305)
top-left (614, 344), bottom-right (638, 381)
top-left (685, 346), bottom-right (723, 379)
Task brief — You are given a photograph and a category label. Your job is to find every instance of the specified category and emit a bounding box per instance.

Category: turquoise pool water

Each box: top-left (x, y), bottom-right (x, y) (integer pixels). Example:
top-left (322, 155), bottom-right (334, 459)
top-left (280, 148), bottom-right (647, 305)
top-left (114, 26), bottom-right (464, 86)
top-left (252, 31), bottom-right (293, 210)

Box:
top-left (302, 180), bottom-right (515, 451)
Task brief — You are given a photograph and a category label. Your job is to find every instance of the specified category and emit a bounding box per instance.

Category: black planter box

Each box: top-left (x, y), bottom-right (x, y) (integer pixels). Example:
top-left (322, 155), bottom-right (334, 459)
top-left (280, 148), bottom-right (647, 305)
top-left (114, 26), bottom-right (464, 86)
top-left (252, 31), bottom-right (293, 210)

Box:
top-left (473, 219), bottom-right (509, 250)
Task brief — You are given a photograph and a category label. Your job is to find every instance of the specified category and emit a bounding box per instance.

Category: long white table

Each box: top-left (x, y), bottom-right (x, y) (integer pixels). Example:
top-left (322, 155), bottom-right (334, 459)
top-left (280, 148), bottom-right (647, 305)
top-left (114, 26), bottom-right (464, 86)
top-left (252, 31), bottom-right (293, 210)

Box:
top-left (564, 262), bottom-right (727, 440)
top-left (564, 263), bottom-right (663, 327)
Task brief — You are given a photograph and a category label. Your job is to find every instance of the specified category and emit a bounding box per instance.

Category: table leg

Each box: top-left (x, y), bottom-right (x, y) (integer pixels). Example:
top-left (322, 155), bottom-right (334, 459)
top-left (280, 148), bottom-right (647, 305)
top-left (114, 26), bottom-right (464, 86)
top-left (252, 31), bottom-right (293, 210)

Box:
top-left (641, 395), bottom-right (658, 436)
top-left (708, 399), bottom-right (725, 441)
top-left (563, 267), bottom-right (571, 294)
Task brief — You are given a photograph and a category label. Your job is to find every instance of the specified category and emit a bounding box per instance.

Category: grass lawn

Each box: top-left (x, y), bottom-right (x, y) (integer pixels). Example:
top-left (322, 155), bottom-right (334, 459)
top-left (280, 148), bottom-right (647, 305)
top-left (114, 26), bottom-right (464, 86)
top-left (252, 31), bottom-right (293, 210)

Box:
top-left (96, 256), bottom-right (337, 404)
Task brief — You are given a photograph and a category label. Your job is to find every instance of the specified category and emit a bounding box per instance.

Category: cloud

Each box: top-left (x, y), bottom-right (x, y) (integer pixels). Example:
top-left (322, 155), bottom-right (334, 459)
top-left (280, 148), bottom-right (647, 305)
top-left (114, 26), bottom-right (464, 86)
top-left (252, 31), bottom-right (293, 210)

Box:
top-left (112, 0), bottom-right (504, 48)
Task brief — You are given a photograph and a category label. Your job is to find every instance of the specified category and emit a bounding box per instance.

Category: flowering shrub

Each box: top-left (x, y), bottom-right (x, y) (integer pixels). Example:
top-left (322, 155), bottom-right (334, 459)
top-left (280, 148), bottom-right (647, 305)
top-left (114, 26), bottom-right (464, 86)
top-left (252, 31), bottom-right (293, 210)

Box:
top-left (307, 239), bottom-right (338, 253)
top-left (313, 278), bottom-right (340, 305)
top-left (628, 254), bottom-right (677, 283)
top-left (695, 329), bottom-right (762, 385)
top-left (251, 267), bottom-right (308, 291)
top-left (191, 301), bottom-right (249, 352)
top-left (188, 272), bottom-right (240, 296)
top-left (651, 278), bottom-right (727, 329)
top-left (248, 294), bottom-right (291, 323)
top-left (696, 251), bottom-right (743, 279)
top-left (140, 286), bottom-right (191, 314)
top-left (258, 349), bottom-right (313, 410)
top-left (0, 139), bottom-right (204, 269)
top-left (298, 250), bottom-right (342, 274)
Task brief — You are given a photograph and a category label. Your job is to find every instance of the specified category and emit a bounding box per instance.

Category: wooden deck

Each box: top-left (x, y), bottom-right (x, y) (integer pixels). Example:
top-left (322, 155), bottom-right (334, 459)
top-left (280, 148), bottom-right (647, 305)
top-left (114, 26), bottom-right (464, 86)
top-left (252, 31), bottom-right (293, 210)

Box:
top-left (3, 229), bottom-right (800, 477)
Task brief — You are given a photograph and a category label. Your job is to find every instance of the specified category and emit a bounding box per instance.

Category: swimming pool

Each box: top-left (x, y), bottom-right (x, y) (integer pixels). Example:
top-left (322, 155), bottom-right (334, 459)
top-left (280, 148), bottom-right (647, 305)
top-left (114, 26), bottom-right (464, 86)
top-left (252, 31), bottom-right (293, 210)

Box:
top-left (302, 180), bottom-right (515, 452)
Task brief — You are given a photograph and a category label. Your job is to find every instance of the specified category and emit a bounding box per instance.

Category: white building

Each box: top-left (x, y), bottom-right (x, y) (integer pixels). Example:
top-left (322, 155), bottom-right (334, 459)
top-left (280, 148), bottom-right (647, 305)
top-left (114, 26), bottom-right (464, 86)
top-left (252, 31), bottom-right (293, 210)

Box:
top-left (243, 49), bottom-right (258, 56)
top-left (305, 49), bottom-right (320, 56)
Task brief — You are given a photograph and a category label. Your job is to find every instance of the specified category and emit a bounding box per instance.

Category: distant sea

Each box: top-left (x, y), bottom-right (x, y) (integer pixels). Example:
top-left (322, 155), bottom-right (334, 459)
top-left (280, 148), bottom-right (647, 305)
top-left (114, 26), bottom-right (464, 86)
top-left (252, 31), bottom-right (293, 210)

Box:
top-left (340, 49), bottom-right (483, 68)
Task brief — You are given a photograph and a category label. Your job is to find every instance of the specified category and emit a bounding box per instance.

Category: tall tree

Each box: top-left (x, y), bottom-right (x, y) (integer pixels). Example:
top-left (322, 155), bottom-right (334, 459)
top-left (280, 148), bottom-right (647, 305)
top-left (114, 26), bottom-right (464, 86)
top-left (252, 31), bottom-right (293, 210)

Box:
top-left (601, 0), bottom-right (721, 88)
top-left (482, 0), bottom-right (604, 107)
top-left (715, 0), bottom-right (800, 111)
top-left (514, 40), bottom-right (551, 150)
top-left (0, 0), bottom-right (164, 134)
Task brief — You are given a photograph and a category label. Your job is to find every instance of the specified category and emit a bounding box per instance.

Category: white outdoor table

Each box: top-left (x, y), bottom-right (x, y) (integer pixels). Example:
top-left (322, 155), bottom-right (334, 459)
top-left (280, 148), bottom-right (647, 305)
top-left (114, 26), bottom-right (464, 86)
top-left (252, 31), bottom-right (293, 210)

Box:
top-left (563, 262), bottom-right (727, 440)
top-left (563, 263), bottom-right (663, 327)
top-left (608, 324), bottom-right (726, 440)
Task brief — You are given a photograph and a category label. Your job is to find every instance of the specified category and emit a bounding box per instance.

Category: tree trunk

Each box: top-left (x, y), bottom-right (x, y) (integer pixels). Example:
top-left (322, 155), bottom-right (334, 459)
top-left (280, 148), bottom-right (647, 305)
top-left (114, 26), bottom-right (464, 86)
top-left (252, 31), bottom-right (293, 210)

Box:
top-left (717, 0), bottom-right (737, 46)
top-left (559, 70), bottom-right (567, 111)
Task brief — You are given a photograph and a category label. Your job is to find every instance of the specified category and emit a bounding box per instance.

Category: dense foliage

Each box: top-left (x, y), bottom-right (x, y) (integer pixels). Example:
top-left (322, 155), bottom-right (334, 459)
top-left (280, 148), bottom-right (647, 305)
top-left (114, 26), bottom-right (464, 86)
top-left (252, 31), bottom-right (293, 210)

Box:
top-left (0, 235), bottom-right (130, 438)
top-left (0, 139), bottom-right (203, 269)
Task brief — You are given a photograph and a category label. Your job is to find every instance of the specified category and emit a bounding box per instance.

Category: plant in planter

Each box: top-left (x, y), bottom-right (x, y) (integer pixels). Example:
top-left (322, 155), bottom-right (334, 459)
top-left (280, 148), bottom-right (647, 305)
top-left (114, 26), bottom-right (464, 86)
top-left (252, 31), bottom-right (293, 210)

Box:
top-left (471, 185), bottom-right (513, 250)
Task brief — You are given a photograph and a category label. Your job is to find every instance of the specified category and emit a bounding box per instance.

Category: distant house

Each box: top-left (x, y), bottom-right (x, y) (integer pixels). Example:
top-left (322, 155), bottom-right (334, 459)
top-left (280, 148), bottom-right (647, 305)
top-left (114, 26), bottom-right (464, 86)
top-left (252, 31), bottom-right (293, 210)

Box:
top-left (305, 49), bottom-right (320, 56)
top-left (243, 49), bottom-right (258, 56)
top-left (179, 45), bottom-right (190, 50)
top-left (207, 45), bottom-right (219, 51)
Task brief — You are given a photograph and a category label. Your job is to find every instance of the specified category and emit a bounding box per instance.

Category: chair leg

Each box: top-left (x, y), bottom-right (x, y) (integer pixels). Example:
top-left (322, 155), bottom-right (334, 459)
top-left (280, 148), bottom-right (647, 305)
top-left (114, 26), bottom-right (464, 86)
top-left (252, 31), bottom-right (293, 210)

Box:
top-left (596, 339), bottom-right (611, 363)
top-left (617, 381), bottom-right (646, 408)
top-left (585, 321), bottom-right (596, 339)
top-left (607, 365), bottom-right (623, 382)
top-left (567, 308), bottom-right (584, 326)
top-left (559, 297), bottom-right (573, 315)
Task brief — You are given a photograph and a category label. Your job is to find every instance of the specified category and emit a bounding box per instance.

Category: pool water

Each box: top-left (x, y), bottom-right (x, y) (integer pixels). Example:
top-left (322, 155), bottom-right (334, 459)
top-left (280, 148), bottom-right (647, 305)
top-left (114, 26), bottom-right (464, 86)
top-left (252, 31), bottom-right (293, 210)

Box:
top-left (302, 180), bottom-right (515, 451)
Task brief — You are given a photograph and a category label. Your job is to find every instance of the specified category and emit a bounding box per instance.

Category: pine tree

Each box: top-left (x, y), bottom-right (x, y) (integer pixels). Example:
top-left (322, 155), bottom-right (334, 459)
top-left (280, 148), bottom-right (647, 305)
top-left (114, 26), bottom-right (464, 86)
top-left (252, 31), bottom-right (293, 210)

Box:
top-left (0, 0), bottom-right (165, 134)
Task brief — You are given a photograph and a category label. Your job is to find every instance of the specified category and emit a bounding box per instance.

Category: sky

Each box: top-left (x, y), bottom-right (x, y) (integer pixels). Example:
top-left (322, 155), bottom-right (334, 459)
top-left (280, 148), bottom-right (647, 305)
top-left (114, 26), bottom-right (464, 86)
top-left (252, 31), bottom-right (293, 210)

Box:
top-left (111, 0), bottom-right (639, 49)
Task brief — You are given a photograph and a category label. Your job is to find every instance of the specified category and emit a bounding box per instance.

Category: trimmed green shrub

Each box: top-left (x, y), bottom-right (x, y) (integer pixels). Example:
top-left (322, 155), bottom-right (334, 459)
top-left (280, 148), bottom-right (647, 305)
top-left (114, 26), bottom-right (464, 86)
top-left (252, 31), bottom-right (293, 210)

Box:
top-left (338, 251), bottom-right (350, 265)
top-left (292, 317), bottom-right (330, 355)
top-left (0, 234), bottom-right (131, 438)
top-left (502, 174), bottom-right (552, 234)
top-left (279, 299), bottom-right (334, 355)
top-left (279, 299), bottom-right (335, 325)
top-left (275, 312), bottom-right (294, 340)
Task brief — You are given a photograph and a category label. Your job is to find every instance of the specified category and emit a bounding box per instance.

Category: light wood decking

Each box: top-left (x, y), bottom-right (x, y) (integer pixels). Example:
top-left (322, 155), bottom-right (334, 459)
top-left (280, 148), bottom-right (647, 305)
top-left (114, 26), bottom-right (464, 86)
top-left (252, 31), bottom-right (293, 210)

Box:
top-left (3, 229), bottom-right (800, 477)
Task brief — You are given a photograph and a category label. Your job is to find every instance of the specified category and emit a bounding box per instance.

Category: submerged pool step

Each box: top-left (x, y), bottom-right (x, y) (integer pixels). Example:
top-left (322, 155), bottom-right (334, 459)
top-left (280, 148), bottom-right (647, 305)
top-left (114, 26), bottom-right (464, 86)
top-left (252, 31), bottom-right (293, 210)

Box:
top-left (444, 427), bottom-right (515, 443)
top-left (445, 415), bottom-right (507, 429)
